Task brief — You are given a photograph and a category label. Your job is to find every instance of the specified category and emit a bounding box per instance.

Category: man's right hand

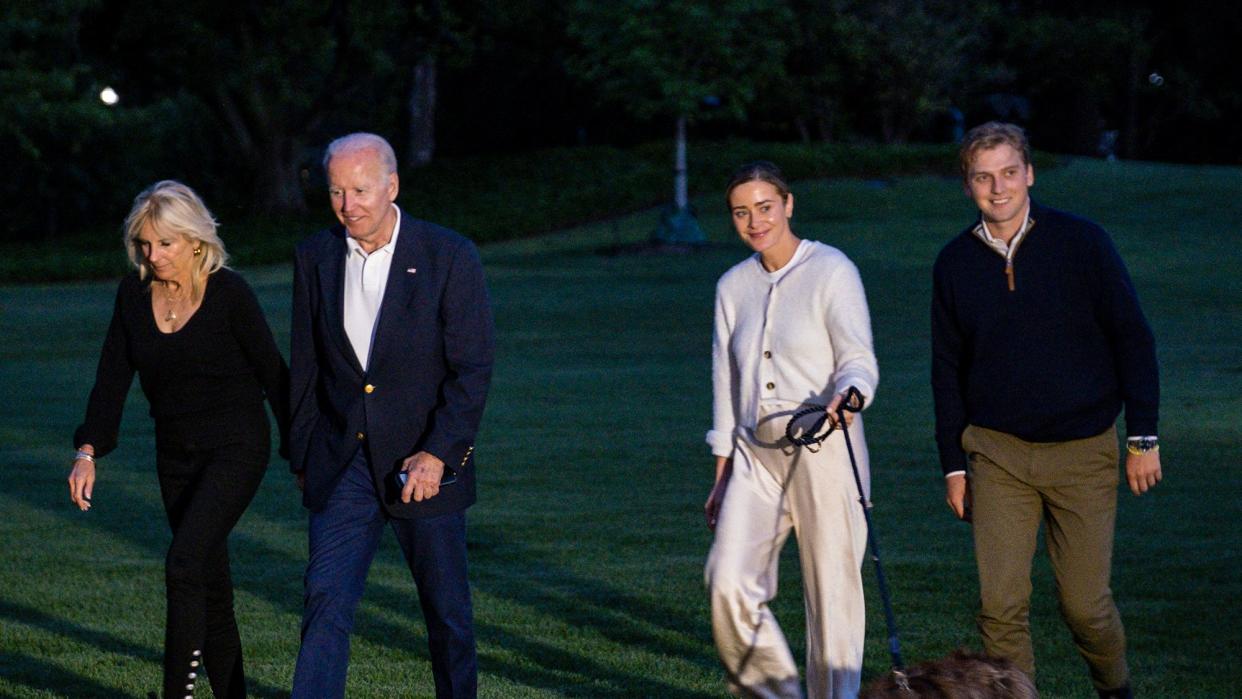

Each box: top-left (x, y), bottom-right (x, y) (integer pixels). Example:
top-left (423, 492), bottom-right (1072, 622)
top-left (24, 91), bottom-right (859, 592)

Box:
top-left (945, 473), bottom-right (971, 522)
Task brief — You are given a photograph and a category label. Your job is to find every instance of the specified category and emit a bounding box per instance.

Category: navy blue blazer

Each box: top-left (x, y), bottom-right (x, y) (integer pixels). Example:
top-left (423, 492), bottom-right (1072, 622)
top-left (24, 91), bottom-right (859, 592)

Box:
top-left (289, 209), bottom-right (495, 518)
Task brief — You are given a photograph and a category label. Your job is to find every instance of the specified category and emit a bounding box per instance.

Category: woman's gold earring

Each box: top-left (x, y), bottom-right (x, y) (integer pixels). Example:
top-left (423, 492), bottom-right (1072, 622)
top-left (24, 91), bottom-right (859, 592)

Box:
top-left (193, 247), bottom-right (202, 256)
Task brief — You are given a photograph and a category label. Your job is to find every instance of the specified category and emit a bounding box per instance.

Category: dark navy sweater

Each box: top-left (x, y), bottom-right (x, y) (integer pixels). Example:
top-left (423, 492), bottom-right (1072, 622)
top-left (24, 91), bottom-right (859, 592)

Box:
top-left (931, 202), bottom-right (1159, 474)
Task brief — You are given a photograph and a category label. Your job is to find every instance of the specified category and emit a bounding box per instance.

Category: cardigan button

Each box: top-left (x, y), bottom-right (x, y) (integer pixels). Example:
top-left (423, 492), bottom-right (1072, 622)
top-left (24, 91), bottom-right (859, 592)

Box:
top-left (763, 350), bottom-right (772, 359)
top-left (765, 382), bottom-right (775, 390)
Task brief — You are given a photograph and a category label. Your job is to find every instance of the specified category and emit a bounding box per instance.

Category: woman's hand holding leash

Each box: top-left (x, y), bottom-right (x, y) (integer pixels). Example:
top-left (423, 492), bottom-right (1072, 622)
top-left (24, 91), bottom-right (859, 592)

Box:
top-left (826, 387), bottom-right (863, 429)
top-left (785, 386), bottom-right (865, 450)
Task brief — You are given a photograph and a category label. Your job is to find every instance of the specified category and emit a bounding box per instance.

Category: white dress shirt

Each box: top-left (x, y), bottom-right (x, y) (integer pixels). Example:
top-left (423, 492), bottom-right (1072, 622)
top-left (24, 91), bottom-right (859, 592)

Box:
top-left (973, 202), bottom-right (1032, 258)
top-left (343, 205), bottom-right (401, 371)
top-left (707, 239), bottom-right (879, 458)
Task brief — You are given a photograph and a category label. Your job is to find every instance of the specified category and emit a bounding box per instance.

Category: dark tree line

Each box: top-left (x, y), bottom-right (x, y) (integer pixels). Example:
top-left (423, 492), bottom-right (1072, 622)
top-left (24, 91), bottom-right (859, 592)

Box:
top-left (2, 0), bottom-right (1239, 240)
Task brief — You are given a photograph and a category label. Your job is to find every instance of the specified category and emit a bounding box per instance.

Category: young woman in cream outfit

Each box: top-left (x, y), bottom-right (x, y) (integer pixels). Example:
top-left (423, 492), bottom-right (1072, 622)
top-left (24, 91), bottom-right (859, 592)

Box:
top-left (704, 162), bottom-right (879, 699)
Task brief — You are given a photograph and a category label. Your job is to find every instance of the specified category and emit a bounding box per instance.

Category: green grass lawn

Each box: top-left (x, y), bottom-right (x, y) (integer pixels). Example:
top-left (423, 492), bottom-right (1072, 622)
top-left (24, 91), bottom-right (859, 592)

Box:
top-left (2, 158), bottom-right (1239, 697)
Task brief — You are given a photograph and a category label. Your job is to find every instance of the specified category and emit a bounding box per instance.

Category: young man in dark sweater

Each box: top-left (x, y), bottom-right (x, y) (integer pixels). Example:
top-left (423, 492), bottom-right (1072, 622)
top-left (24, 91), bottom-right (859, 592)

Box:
top-left (931, 122), bottom-right (1162, 699)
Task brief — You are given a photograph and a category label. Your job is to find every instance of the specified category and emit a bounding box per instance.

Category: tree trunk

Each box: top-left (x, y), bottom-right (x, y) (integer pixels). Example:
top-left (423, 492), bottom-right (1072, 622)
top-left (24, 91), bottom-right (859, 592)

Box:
top-left (1121, 13), bottom-right (1148, 159)
top-left (263, 139), bottom-right (307, 213)
top-left (407, 54), bottom-right (437, 168)
top-left (880, 107), bottom-right (896, 144)
top-left (794, 116), bottom-right (812, 144)
top-left (208, 84), bottom-right (304, 213)
top-left (46, 200), bottom-right (60, 238)
top-left (674, 114), bottom-right (688, 210)
top-left (813, 95), bottom-right (835, 143)
top-left (880, 106), bottom-right (912, 144)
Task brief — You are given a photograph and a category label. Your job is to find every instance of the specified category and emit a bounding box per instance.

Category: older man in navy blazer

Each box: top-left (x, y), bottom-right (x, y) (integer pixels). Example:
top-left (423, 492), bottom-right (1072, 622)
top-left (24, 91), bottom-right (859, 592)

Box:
top-left (289, 132), bottom-right (493, 698)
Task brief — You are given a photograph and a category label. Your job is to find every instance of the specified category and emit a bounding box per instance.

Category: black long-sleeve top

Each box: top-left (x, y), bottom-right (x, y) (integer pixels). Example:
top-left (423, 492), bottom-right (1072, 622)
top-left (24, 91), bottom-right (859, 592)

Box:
top-left (74, 268), bottom-right (290, 459)
top-left (931, 202), bottom-right (1159, 474)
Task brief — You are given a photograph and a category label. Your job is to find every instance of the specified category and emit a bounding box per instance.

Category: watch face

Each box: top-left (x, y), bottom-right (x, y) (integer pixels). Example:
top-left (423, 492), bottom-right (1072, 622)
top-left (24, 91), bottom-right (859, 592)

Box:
top-left (1134, 437), bottom-right (1158, 452)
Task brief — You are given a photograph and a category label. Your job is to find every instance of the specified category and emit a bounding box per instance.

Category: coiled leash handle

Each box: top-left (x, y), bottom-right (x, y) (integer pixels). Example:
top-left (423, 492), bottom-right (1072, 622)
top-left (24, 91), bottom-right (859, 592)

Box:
top-left (784, 386), bottom-right (866, 452)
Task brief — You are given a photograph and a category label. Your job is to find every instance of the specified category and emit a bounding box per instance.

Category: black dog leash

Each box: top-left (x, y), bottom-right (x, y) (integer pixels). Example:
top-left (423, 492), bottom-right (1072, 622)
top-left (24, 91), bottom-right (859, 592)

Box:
top-left (786, 387), bottom-right (906, 677)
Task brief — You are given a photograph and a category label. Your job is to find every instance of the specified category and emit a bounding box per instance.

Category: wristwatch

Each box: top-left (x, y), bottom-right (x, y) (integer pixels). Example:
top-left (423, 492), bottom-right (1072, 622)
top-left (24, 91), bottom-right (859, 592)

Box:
top-left (1127, 436), bottom-right (1159, 455)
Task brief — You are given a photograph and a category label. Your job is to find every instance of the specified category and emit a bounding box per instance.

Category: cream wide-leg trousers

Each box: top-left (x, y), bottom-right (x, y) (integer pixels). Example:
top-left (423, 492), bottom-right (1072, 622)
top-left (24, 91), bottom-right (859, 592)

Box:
top-left (706, 404), bottom-right (870, 699)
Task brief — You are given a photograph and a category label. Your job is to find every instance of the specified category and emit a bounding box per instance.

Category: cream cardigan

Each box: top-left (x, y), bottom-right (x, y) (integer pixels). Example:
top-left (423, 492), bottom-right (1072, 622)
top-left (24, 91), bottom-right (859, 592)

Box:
top-left (707, 239), bottom-right (879, 458)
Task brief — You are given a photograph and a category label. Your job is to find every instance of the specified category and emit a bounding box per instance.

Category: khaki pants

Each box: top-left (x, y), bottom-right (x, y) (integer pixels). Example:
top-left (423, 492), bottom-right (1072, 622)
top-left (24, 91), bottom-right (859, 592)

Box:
top-left (706, 405), bottom-right (869, 699)
top-left (964, 424), bottom-right (1129, 690)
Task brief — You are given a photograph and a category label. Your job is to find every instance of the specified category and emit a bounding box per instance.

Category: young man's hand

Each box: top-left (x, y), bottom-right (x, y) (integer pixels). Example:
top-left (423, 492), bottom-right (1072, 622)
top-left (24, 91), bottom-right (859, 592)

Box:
top-left (945, 473), bottom-right (972, 522)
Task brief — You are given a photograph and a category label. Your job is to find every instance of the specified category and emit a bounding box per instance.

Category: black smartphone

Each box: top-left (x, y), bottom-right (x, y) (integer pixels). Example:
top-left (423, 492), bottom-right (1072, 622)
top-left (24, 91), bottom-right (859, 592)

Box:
top-left (397, 467), bottom-right (457, 487)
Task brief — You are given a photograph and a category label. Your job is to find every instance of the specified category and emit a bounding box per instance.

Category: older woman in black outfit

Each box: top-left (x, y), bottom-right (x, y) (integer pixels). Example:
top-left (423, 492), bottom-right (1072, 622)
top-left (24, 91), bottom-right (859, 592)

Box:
top-left (67, 180), bottom-right (289, 699)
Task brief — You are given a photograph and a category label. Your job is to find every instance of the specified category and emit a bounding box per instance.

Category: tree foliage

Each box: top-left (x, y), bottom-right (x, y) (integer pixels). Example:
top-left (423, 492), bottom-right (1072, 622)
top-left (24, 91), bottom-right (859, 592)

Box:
top-left (0, 0), bottom-right (178, 237)
top-left (2, 0), bottom-right (1239, 242)
top-left (566, 0), bottom-right (791, 124)
top-left (95, 0), bottom-right (387, 213)
top-left (847, 0), bottom-right (985, 144)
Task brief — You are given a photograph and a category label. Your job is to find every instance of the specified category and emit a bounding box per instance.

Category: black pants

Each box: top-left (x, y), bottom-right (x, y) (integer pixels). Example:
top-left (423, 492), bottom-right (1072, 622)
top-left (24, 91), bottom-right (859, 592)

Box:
top-left (155, 416), bottom-right (267, 699)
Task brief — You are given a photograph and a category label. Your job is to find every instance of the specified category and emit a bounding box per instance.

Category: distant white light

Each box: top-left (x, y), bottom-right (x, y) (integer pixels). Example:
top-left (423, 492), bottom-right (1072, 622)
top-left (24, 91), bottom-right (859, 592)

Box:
top-left (1148, 73), bottom-right (1164, 87)
top-left (99, 87), bottom-right (119, 105)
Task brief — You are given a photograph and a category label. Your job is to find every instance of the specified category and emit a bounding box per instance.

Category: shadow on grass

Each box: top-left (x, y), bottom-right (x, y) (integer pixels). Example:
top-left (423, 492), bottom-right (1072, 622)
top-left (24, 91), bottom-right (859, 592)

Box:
top-left (476, 623), bottom-right (715, 699)
top-left (16, 477), bottom-right (720, 696)
top-left (330, 519), bottom-right (719, 696)
top-left (0, 598), bottom-right (294, 699)
top-left (470, 523), bottom-right (716, 663)
top-left (0, 651), bottom-right (133, 698)
top-left (0, 597), bottom-right (159, 663)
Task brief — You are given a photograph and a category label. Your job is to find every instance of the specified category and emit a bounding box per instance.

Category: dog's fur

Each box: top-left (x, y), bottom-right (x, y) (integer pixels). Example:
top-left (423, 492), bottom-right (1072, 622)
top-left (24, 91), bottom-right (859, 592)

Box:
top-left (860, 650), bottom-right (1038, 698)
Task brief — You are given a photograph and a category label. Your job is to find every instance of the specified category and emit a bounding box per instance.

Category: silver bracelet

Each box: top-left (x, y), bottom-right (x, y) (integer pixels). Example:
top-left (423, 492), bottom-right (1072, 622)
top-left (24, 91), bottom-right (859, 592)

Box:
top-left (74, 450), bottom-right (95, 464)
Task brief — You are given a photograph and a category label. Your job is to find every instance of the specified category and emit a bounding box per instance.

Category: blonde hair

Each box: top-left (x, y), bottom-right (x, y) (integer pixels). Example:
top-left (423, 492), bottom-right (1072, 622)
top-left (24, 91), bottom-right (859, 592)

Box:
top-left (959, 121), bottom-right (1031, 179)
top-left (123, 180), bottom-right (228, 303)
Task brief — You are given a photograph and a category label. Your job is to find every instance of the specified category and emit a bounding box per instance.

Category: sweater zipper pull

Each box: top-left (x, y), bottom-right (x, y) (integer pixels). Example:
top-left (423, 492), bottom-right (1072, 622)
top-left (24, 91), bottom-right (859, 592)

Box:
top-left (1005, 260), bottom-right (1015, 291)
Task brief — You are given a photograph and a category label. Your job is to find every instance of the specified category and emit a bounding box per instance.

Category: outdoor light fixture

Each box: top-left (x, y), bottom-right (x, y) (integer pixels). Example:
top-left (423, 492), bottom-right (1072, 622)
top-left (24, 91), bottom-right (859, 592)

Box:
top-left (99, 86), bottom-right (119, 105)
